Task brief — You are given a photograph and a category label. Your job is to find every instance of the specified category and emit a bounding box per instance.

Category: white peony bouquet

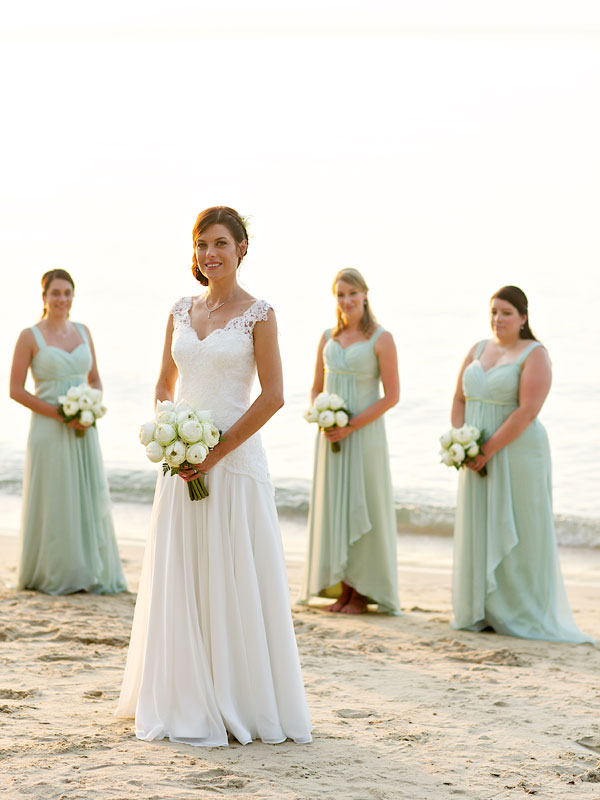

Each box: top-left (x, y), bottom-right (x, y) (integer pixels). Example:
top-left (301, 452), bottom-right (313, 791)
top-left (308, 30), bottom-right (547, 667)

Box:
top-left (304, 391), bottom-right (351, 453)
top-left (57, 384), bottom-right (106, 438)
top-left (439, 424), bottom-right (487, 477)
top-left (139, 399), bottom-right (221, 500)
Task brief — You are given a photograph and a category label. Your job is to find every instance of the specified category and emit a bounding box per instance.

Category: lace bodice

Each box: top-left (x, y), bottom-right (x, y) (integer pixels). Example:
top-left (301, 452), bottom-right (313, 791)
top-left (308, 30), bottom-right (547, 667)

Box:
top-left (170, 296), bottom-right (273, 484)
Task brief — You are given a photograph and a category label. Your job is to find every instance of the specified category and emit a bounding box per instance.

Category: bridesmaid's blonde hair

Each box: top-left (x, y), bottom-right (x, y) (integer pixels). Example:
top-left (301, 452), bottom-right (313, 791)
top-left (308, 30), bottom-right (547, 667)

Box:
top-left (331, 268), bottom-right (377, 338)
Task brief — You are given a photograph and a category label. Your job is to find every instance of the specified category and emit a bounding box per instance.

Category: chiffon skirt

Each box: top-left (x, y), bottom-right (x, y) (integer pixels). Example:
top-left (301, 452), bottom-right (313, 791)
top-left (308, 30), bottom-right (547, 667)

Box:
top-left (116, 467), bottom-right (312, 747)
top-left (18, 413), bottom-right (127, 595)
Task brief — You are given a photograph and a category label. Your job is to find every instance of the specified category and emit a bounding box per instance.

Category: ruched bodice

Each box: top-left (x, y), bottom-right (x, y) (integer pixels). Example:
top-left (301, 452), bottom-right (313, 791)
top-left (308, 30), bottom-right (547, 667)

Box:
top-left (464, 361), bottom-right (522, 407)
top-left (323, 336), bottom-right (382, 413)
top-left (170, 297), bottom-right (272, 484)
top-left (30, 324), bottom-right (92, 403)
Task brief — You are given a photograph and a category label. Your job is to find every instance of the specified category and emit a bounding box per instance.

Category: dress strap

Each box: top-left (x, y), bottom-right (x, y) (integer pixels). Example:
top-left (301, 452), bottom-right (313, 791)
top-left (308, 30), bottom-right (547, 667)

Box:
top-left (515, 341), bottom-right (541, 367)
top-left (369, 327), bottom-right (385, 346)
top-left (73, 322), bottom-right (89, 346)
top-left (324, 328), bottom-right (332, 341)
top-left (30, 325), bottom-right (46, 348)
top-left (474, 339), bottom-right (487, 359)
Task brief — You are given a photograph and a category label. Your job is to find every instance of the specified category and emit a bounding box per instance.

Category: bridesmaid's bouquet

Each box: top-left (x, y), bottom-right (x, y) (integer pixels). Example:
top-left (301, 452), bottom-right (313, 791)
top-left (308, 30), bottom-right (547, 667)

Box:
top-left (304, 392), bottom-right (351, 453)
top-left (439, 424), bottom-right (487, 477)
top-left (139, 400), bottom-right (221, 501)
top-left (58, 384), bottom-right (107, 438)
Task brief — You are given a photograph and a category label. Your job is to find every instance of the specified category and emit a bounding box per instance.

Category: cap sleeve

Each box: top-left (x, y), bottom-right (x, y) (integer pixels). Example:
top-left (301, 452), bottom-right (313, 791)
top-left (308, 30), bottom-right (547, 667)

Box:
top-left (170, 297), bottom-right (193, 329)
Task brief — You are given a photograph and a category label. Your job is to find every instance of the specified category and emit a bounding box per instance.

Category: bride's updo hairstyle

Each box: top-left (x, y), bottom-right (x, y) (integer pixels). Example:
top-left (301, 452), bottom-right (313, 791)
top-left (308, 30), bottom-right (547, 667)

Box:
top-left (331, 268), bottom-right (377, 338)
top-left (491, 285), bottom-right (538, 341)
top-left (191, 206), bottom-right (249, 286)
top-left (41, 269), bottom-right (75, 319)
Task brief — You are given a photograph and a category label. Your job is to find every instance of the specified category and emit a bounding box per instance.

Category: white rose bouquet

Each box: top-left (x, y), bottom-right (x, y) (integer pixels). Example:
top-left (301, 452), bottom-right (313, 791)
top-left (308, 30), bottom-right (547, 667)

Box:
top-left (439, 424), bottom-right (487, 477)
top-left (304, 392), bottom-right (351, 453)
top-left (57, 384), bottom-right (106, 438)
top-left (139, 400), bottom-right (221, 500)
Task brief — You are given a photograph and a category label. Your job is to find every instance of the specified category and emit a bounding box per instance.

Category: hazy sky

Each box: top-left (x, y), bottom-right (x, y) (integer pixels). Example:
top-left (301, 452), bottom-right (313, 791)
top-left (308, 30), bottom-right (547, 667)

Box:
top-left (2, 1), bottom-right (599, 497)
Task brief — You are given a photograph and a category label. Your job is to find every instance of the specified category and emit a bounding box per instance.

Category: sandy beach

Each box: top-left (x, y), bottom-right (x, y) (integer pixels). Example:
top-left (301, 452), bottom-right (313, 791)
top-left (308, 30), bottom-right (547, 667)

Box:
top-left (1, 527), bottom-right (599, 800)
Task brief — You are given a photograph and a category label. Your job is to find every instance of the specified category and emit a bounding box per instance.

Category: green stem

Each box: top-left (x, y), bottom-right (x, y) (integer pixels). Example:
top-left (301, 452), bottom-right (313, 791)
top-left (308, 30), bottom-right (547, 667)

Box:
top-left (187, 474), bottom-right (208, 501)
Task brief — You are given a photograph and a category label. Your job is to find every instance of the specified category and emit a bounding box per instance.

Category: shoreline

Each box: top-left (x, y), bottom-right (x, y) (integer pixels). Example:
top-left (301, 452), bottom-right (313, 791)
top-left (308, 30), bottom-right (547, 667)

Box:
top-left (2, 487), bottom-right (600, 550)
top-left (1, 528), bottom-right (600, 798)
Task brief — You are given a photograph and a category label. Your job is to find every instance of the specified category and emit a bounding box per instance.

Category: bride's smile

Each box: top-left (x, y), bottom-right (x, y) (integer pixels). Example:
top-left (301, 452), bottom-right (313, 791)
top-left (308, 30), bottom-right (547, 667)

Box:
top-left (194, 223), bottom-right (246, 284)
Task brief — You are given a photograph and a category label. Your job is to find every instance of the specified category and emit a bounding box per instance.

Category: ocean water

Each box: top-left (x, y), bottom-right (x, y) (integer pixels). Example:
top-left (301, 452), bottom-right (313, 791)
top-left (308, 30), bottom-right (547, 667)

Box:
top-left (1, 275), bottom-right (599, 548)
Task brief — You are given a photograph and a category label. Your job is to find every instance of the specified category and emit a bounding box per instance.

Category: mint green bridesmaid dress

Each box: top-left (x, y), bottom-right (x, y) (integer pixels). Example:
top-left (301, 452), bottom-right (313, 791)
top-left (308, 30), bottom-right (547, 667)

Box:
top-left (299, 328), bottom-right (400, 615)
top-left (18, 324), bottom-right (127, 595)
top-left (452, 340), bottom-right (590, 642)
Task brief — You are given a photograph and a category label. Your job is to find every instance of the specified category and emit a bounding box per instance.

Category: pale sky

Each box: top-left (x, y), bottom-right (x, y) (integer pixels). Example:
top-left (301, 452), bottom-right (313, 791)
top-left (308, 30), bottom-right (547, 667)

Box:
top-left (2, 1), bottom-right (599, 510)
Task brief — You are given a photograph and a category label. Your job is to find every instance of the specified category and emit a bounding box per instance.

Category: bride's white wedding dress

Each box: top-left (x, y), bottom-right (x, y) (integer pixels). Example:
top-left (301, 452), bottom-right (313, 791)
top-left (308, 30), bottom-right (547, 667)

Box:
top-left (116, 297), bottom-right (312, 746)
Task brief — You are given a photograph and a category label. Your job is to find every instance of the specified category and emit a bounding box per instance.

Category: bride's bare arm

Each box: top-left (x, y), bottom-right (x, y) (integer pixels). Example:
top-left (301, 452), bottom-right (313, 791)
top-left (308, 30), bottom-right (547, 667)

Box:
top-left (154, 314), bottom-right (178, 407)
top-left (184, 309), bottom-right (283, 475)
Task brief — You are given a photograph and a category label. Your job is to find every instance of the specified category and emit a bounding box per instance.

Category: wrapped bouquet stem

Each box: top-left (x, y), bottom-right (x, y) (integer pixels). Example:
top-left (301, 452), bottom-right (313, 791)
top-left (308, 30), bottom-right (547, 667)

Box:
top-left (140, 400), bottom-right (221, 501)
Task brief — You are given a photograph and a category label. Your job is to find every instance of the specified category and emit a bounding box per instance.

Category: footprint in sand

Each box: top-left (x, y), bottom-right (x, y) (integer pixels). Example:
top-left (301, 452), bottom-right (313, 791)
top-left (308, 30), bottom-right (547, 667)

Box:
top-left (336, 709), bottom-right (376, 719)
top-left (575, 735), bottom-right (600, 753)
top-left (0, 688), bottom-right (36, 699)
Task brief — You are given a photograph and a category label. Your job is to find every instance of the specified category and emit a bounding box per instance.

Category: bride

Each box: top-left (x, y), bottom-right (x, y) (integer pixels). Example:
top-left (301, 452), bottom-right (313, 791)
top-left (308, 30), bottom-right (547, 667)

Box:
top-left (116, 206), bottom-right (312, 746)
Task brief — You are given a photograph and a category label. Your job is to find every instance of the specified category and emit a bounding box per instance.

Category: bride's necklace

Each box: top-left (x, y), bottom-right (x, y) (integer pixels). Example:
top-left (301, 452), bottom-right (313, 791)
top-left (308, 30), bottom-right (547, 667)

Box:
top-left (205, 293), bottom-right (237, 319)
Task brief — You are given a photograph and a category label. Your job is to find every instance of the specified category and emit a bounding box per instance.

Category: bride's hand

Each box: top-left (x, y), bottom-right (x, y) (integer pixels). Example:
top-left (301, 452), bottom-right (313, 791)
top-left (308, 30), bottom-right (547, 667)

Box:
top-left (178, 448), bottom-right (223, 481)
top-left (324, 424), bottom-right (354, 443)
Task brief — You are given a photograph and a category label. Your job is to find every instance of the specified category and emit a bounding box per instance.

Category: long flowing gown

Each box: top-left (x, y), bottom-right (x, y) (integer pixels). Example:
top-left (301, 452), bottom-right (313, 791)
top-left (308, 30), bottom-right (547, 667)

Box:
top-left (116, 298), bottom-right (312, 747)
top-left (298, 328), bottom-right (400, 615)
top-left (18, 324), bottom-right (127, 595)
top-left (451, 339), bottom-right (591, 642)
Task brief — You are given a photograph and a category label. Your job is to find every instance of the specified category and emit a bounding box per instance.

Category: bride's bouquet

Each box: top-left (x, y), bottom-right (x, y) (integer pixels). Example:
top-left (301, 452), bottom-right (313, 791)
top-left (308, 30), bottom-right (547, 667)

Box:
top-left (58, 384), bottom-right (107, 438)
top-left (304, 391), bottom-right (351, 453)
top-left (139, 400), bottom-right (221, 500)
top-left (439, 424), bottom-right (487, 477)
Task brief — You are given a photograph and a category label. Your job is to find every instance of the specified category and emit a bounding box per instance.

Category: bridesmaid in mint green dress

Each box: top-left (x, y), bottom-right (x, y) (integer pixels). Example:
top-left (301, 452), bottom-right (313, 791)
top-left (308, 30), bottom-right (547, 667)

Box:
top-left (450, 285), bottom-right (590, 642)
top-left (299, 268), bottom-right (400, 615)
top-left (9, 269), bottom-right (127, 595)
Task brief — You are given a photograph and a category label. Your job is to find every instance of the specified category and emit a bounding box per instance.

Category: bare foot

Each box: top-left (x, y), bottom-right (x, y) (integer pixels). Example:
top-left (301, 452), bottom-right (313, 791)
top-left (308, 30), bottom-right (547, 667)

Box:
top-left (340, 590), bottom-right (368, 615)
top-left (324, 582), bottom-right (352, 612)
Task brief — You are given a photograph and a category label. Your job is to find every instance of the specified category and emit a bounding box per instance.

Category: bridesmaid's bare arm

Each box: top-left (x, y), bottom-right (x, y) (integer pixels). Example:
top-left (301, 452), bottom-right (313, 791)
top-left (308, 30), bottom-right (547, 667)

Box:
top-left (9, 329), bottom-right (61, 420)
top-left (310, 333), bottom-right (327, 403)
top-left (82, 325), bottom-right (102, 391)
top-left (450, 344), bottom-right (477, 428)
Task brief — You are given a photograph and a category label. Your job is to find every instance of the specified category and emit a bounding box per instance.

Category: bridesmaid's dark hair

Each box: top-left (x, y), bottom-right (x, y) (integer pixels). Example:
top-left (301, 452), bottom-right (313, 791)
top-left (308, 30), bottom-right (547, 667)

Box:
top-left (331, 268), bottom-right (377, 338)
top-left (41, 269), bottom-right (75, 319)
top-left (490, 285), bottom-right (538, 341)
top-left (191, 206), bottom-right (249, 286)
